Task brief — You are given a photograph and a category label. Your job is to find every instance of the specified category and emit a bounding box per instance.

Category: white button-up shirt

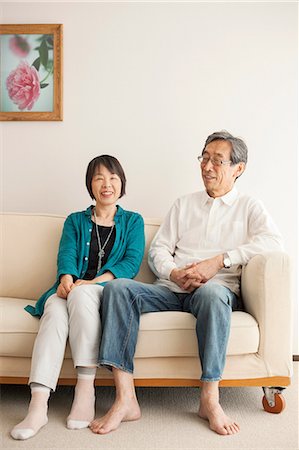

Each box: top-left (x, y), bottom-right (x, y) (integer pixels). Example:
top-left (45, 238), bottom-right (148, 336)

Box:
top-left (148, 187), bottom-right (283, 296)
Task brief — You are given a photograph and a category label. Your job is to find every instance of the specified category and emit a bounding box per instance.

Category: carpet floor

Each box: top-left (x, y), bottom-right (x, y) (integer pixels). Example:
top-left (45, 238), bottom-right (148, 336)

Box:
top-left (1, 363), bottom-right (298, 450)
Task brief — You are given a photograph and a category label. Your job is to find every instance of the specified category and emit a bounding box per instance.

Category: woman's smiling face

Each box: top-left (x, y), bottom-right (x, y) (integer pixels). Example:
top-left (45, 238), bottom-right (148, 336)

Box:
top-left (91, 164), bottom-right (122, 207)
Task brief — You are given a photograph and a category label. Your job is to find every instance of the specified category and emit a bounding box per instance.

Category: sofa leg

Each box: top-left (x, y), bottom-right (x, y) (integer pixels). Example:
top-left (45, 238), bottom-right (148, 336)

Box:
top-left (262, 387), bottom-right (286, 414)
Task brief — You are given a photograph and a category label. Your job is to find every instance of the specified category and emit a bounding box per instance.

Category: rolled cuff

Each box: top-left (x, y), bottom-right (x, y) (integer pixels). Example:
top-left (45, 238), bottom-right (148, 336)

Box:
top-left (97, 359), bottom-right (133, 374)
top-left (227, 250), bottom-right (245, 266)
top-left (160, 262), bottom-right (177, 280)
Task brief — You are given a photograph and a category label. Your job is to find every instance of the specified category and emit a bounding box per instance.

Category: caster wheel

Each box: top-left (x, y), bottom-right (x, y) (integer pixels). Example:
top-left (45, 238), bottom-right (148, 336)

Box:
top-left (262, 393), bottom-right (286, 414)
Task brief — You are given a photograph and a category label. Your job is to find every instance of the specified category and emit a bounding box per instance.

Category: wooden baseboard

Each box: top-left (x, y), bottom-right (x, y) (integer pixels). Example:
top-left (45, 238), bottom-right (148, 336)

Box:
top-left (0, 376), bottom-right (291, 388)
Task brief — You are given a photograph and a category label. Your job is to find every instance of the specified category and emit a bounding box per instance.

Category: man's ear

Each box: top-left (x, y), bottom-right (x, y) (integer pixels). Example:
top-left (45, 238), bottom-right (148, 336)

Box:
top-left (234, 162), bottom-right (246, 179)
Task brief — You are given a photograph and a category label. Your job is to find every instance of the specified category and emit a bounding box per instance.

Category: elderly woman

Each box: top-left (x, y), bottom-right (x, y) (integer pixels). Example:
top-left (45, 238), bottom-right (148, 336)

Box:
top-left (11, 155), bottom-right (145, 440)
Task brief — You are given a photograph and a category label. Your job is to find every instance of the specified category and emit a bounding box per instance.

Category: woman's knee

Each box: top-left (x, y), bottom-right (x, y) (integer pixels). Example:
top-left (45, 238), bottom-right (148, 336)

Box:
top-left (44, 294), bottom-right (67, 315)
top-left (41, 295), bottom-right (69, 328)
top-left (67, 284), bottom-right (101, 309)
top-left (67, 284), bottom-right (90, 302)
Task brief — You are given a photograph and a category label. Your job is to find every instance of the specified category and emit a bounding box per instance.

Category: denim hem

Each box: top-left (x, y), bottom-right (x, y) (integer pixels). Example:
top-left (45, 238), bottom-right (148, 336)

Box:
top-left (97, 359), bottom-right (133, 374)
top-left (200, 377), bottom-right (222, 382)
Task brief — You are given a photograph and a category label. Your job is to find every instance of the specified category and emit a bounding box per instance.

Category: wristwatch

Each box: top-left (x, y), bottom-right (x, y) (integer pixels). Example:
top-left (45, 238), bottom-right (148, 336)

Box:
top-left (223, 252), bottom-right (232, 269)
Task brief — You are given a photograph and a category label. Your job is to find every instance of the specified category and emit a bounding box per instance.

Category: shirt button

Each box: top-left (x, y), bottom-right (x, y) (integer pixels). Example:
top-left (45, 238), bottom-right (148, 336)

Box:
top-left (87, 242), bottom-right (90, 246)
top-left (84, 257), bottom-right (88, 261)
top-left (89, 228), bottom-right (92, 232)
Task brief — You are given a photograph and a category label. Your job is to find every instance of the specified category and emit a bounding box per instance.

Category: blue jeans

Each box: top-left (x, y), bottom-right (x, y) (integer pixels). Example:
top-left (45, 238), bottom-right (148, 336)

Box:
top-left (98, 279), bottom-right (241, 382)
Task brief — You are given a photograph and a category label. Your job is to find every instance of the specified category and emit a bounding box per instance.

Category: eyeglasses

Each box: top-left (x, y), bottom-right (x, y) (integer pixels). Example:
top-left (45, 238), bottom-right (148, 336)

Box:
top-left (197, 155), bottom-right (232, 167)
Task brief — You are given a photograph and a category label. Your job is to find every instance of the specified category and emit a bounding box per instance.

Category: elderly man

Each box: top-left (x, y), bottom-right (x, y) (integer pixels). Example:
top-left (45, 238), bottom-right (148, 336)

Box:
top-left (90, 131), bottom-right (283, 436)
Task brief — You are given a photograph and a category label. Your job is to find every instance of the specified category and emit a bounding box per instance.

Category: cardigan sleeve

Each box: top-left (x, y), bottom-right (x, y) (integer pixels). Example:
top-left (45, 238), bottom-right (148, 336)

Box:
top-left (103, 214), bottom-right (145, 279)
top-left (57, 214), bottom-right (81, 280)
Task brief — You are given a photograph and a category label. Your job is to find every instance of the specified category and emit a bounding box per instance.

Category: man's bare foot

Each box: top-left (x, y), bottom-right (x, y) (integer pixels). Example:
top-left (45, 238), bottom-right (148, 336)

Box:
top-left (89, 396), bottom-right (141, 434)
top-left (198, 399), bottom-right (240, 435)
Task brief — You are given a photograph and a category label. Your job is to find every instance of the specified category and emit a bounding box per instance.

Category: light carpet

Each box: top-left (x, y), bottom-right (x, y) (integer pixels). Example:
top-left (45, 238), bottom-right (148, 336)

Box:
top-left (1, 363), bottom-right (298, 450)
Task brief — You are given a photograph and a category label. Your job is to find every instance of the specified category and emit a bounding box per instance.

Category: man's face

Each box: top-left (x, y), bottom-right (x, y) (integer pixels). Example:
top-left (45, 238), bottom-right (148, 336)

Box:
top-left (200, 140), bottom-right (245, 198)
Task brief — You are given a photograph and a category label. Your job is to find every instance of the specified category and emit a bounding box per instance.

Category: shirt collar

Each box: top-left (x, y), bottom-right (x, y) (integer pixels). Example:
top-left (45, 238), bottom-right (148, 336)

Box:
top-left (202, 186), bottom-right (239, 206)
top-left (220, 186), bottom-right (239, 205)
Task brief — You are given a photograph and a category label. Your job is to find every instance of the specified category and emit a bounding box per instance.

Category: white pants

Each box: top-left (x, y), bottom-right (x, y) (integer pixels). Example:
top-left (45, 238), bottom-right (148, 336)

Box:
top-left (29, 284), bottom-right (103, 391)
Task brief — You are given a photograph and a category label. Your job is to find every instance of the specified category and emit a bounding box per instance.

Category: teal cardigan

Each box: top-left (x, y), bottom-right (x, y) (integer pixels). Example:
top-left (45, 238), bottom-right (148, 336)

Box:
top-left (25, 205), bottom-right (145, 318)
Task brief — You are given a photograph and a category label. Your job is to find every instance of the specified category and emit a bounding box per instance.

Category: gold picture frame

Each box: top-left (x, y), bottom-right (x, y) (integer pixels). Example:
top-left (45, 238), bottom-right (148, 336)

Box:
top-left (0, 24), bottom-right (63, 121)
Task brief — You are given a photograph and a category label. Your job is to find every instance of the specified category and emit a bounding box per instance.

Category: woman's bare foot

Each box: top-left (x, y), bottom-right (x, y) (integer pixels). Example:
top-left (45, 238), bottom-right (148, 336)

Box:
top-left (89, 396), bottom-right (141, 434)
top-left (198, 381), bottom-right (240, 435)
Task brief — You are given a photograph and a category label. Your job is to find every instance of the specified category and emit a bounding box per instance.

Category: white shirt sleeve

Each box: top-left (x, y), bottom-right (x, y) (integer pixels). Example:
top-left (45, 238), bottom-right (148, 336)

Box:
top-left (228, 198), bottom-right (284, 265)
top-left (148, 200), bottom-right (180, 280)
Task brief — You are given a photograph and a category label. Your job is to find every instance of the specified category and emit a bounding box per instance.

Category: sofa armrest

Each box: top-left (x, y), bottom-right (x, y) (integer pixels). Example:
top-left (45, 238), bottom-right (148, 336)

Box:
top-left (241, 251), bottom-right (292, 377)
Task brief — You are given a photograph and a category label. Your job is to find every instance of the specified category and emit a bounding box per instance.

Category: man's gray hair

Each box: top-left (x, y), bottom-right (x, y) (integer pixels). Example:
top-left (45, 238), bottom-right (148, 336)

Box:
top-left (203, 130), bottom-right (248, 165)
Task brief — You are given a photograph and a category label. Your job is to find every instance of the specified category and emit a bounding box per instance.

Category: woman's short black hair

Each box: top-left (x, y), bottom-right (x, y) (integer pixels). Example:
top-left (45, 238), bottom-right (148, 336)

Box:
top-left (86, 155), bottom-right (126, 199)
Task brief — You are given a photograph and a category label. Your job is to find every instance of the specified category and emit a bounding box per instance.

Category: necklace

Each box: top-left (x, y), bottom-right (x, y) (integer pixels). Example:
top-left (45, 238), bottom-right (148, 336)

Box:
top-left (93, 209), bottom-right (115, 272)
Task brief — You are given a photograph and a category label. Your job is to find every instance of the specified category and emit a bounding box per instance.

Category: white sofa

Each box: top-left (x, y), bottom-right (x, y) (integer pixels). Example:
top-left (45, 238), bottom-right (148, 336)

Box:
top-left (0, 213), bottom-right (293, 411)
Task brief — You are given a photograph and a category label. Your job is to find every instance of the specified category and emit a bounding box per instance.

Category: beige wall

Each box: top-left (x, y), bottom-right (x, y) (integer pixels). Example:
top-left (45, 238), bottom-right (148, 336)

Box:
top-left (0, 1), bottom-right (298, 352)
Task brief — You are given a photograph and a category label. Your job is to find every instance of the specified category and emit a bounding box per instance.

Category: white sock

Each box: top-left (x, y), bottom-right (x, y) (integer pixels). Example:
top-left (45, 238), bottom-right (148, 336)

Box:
top-left (67, 367), bottom-right (96, 430)
top-left (10, 384), bottom-right (50, 440)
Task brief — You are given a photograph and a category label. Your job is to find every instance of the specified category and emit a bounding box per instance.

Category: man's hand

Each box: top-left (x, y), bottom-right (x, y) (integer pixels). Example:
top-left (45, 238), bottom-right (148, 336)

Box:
top-left (170, 255), bottom-right (224, 292)
top-left (170, 266), bottom-right (203, 292)
top-left (56, 274), bottom-right (74, 299)
top-left (184, 255), bottom-right (224, 284)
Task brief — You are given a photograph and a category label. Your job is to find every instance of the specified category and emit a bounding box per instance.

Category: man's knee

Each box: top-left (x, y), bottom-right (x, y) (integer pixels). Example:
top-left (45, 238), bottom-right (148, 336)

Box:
top-left (102, 279), bottom-right (139, 301)
top-left (192, 283), bottom-right (231, 313)
top-left (101, 279), bottom-right (146, 317)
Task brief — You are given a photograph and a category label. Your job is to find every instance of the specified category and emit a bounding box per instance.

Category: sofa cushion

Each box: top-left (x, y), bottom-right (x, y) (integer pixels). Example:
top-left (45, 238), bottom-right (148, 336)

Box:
top-left (0, 298), bottom-right (259, 358)
top-left (135, 311), bottom-right (259, 357)
top-left (0, 214), bottom-right (65, 300)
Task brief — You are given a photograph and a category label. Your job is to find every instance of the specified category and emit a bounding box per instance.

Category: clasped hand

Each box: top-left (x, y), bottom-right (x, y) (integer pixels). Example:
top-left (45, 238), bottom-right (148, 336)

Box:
top-left (170, 255), bottom-right (223, 293)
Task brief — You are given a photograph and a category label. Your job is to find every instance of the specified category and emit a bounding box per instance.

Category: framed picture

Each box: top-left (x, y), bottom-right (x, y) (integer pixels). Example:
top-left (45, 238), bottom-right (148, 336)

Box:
top-left (0, 24), bottom-right (63, 121)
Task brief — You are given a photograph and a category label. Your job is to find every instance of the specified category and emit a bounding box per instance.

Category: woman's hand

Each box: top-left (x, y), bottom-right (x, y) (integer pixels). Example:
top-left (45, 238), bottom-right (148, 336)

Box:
top-left (72, 272), bottom-right (115, 288)
top-left (56, 274), bottom-right (74, 299)
top-left (73, 279), bottom-right (94, 287)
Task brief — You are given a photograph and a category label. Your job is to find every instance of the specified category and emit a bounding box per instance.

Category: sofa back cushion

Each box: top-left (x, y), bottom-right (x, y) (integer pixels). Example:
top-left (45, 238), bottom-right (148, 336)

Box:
top-left (0, 214), bottom-right (64, 300)
top-left (135, 219), bottom-right (160, 284)
top-left (0, 213), bottom-right (159, 300)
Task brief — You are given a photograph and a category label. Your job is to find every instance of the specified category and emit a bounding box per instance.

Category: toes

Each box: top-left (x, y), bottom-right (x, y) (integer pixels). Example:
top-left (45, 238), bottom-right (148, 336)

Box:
top-left (230, 422), bottom-right (240, 434)
top-left (97, 426), bottom-right (110, 435)
top-left (91, 426), bottom-right (103, 434)
top-left (89, 420), bottom-right (104, 433)
top-left (224, 422), bottom-right (239, 435)
top-left (89, 417), bottom-right (115, 435)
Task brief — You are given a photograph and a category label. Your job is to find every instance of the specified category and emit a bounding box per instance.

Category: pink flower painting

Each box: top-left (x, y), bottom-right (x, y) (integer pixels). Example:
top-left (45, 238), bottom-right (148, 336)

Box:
top-left (9, 35), bottom-right (30, 58)
top-left (1, 30), bottom-right (58, 115)
top-left (6, 61), bottom-right (40, 111)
